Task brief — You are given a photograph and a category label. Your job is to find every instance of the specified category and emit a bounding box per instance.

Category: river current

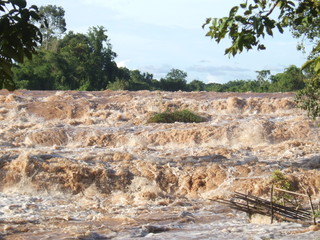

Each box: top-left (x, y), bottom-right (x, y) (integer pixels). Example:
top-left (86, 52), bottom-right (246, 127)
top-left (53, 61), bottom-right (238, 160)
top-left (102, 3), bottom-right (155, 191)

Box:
top-left (0, 90), bottom-right (319, 239)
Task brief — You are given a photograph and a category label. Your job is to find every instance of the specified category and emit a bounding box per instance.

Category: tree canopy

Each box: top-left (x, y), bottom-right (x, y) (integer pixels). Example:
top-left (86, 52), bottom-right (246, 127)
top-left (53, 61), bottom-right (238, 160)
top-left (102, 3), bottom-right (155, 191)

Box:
top-left (38, 5), bottom-right (66, 50)
top-left (0, 0), bottom-right (43, 90)
top-left (5, 3), bottom-right (313, 98)
top-left (14, 26), bottom-right (119, 90)
top-left (160, 69), bottom-right (188, 91)
top-left (203, 0), bottom-right (320, 119)
top-left (203, 0), bottom-right (319, 74)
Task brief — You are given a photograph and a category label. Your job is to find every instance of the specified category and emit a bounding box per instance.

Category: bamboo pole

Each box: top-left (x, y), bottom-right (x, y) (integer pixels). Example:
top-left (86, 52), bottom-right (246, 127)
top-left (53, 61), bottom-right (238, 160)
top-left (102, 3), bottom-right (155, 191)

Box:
top-left (299, 183), bottom-right (317, 225)
top-left (219, 192), bottom-right (313, 222)
top-left (217, 198), bottom-right (311, 221)
top-left (270, 185), bottom-right (274, 224)
top-left (234, 192), bottom-right (311, 216)
top-left (305, 189), bottom-right (316, 225)
top-left (215, 190), bottom-right (316, 224)
top-left (273, 187), bottom-right (308, 197)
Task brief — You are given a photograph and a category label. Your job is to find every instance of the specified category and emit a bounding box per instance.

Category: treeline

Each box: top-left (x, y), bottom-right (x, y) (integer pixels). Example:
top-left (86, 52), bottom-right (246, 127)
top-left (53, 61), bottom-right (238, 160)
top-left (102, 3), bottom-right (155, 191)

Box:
top-left (105, 65), bottom-right (306, 92)
top-left (206, 67), bottom-right (306, 92)
top-left (12, 5), bottom-right (306, 92)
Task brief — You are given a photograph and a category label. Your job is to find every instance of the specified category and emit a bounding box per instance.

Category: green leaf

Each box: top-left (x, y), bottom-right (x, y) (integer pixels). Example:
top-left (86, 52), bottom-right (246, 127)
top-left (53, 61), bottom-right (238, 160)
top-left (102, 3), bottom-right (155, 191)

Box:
top-left (3, 79), bottom-right (16, 91)
top-left (276, 23), bottom-right (284, 34)
top-left (238, 39), bottom-right (244, 52)
top-left (229, 6), bottom-right (239, 17)
top-left (252, 17), bottom-right (260, 30)
top-left (0, 60), bottom-right (13, 77)
top-left (244, 9), bottom-right (252, 15)
top-left (266, 26), bottom-right (273, 36)
top-left (287, 1), bottom-right (295, 7)
top-left (293, 16), bottom-right (303, 25)
top-left (0, 17), bottom-right (9, 31)
top-left (240, 2), bottom-right (247, 9)
top-left (23, 49), bottom-right (33, 60)
top-left (218, 18), bottom-right (228, 32)
top-left (10, 0), bottom-right (27, 8)
top-left (29, 5), bottom-right (39, 12)
top-left (314, 58), bottom-right (320, 74)
top-left (302, 59), bottom-right (315, 71)
top-left (211, 18), bottom-right (218, 28)
top-left (202, 18), bottom-right (212, 28)
top-left (3, 45), bottom-right (18, 61)
top-left (20, 8), bottom-right (30, 21)
top-left (249, 4), bottom-right (258, 11)
top-left (258, 24), bottom-right (265, 35)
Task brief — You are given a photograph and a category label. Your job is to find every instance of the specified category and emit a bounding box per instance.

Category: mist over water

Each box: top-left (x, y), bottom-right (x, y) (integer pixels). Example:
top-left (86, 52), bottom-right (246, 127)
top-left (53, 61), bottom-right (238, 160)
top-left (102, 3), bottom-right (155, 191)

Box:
top-left (0, 90), bottom-right (319, 239)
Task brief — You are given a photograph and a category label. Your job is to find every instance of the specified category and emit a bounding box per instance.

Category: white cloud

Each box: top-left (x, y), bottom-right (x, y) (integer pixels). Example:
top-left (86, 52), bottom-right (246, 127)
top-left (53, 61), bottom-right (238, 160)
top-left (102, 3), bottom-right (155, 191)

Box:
top-left (188, 64), bottom-right (251, 76)
top-left (139, 64), bottom-right (172, 79)
top-left (206, 74), bottom-right (224, 84)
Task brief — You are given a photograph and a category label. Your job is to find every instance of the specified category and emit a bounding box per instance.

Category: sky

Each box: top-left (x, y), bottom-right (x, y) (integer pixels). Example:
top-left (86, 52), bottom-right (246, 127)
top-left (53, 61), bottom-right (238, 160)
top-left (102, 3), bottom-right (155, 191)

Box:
top-left (27, 0), bottom-right (309, 84)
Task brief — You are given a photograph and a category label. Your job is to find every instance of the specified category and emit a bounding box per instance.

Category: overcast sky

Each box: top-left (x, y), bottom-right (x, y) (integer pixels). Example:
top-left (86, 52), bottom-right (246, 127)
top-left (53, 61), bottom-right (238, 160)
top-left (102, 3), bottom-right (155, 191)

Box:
top-left (27, 0), bottom-right (308, 83)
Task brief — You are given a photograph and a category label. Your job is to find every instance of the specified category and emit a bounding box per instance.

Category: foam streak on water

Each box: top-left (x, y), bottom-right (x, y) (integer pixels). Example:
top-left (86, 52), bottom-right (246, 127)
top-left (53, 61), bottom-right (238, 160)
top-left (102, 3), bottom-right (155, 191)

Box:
top-left (0, 90), bottom-right (319, 239)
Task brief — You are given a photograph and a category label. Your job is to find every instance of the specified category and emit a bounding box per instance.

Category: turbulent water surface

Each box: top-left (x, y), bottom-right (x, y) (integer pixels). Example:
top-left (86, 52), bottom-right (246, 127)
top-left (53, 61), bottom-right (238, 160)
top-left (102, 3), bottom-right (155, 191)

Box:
top-left (0, 90), bottom-right (319, 239)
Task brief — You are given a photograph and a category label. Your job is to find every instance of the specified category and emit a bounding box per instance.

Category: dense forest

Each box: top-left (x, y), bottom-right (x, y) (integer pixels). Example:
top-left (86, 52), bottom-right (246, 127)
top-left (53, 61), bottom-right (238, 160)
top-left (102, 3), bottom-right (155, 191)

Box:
top-left (11, 5), bottom-right (307, 93)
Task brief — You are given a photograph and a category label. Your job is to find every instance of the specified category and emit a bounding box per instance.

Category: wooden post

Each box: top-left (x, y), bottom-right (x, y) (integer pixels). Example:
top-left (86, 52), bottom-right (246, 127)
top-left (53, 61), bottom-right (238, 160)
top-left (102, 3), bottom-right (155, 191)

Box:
top-left (273, 187), bottom-right (309, 197)
top-left (270, 184), bottom-right (274, 224)
top-left (306, 191), bottom-right (316, 225)
top-left (299, 183), bottom-right (316, 225)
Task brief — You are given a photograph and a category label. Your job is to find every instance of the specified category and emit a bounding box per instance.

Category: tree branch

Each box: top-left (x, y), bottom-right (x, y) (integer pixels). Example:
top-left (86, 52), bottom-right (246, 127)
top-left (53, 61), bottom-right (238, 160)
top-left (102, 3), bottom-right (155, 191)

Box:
top-left (264, 0), bottom-right (281, 17)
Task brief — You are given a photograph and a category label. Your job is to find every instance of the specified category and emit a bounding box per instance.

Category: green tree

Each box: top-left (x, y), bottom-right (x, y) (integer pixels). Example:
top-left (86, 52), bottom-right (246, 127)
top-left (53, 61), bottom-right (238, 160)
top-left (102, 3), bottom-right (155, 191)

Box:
top-left (86, 26), bottom-right (118, 90)
top-left (203, 0), bottom-right (319, 118)
top-left (38, 5), bottom-right (66, 50)
top-left (56, 27), bottom-right (118, 90)
top-left (107, 67), bottom-right (130, 90)
top-left (187, 79), bottom-right (206, 91)
top-left (255, 70), bottom-right (271, 91)
top-left (127, 70), bottom-right (153, 90)
top-left (0, 0), bottom-right (43, 90)
top-left (56, 31), bottom-right (91, 89)
top-left (205, 82), bottom-right (226, 92)
top-left (295, 75), bottom-right (320, 120)
top-left (242, 79), bottom-right (261, 92)
top-left (160, 68), bottom-right (187, 91)
top-left (107, 68), bottom-right (157, 91)
top-left (203, 0), bottom-right (319, 66)
top-left (256, 70), bottom-right (270, 83)
top-left (14, 24), bottom-right (119, 91)
top-left (290, 2), bottom-right (320, 75)
top-left (272, 65), bottom-right (305, 91)
top-left (13, 49), bottom-right (57, 90)
top-left (223, 80), bottom-right (247, 92)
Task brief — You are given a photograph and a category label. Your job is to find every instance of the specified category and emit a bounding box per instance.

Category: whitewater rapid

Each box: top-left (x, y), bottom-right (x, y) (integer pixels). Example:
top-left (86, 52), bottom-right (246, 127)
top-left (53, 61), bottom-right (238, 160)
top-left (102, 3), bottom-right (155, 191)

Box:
top-left (0, 90), bottom-right (319, 239)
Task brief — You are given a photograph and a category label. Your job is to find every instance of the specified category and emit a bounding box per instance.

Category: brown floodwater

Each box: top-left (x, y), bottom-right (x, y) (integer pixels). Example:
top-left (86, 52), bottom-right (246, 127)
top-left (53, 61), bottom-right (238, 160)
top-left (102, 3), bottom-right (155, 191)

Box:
top-left (0, 90), bottom-right (319, 239)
